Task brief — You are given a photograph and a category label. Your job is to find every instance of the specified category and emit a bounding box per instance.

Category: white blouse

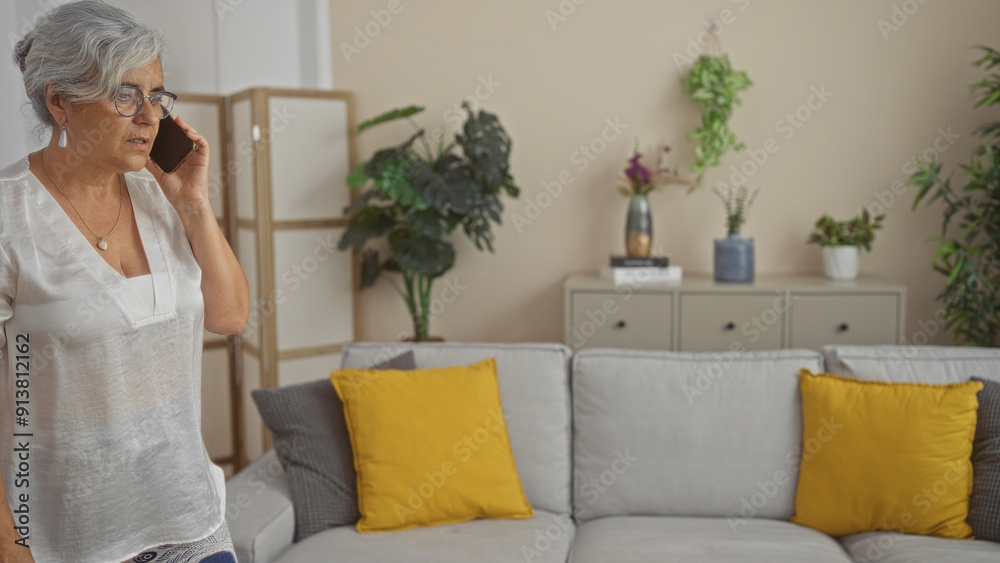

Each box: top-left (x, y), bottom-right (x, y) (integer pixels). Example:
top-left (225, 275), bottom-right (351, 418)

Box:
top-left (0, 158), bottom-right (226, 563)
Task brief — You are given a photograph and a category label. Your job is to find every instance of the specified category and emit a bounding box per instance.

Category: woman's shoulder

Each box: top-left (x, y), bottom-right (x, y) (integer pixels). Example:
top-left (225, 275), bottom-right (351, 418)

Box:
top-left (0, 159), bottom-right (30, 266)
top-left (0, 157), bottom-right (32, 186)
top-left (0, 157), bottom-right (33, 218)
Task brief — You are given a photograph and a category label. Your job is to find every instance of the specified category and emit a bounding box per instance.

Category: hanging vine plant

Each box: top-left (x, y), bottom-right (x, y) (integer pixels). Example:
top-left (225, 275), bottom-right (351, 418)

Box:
top-left (681, 53), bottom-right (752, 186)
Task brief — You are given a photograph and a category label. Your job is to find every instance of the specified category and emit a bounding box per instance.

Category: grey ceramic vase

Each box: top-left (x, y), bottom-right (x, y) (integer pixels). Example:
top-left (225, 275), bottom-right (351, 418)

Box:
top-left (714, 233), bottom-right (754, 282)
top-left (625, 194), bottom-right (652, 258)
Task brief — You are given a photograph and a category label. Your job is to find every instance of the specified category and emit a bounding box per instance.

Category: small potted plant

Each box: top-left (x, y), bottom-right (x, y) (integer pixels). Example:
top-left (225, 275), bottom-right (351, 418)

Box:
top-left (617, 141), bottom-right (693, 257)
top-left (807, 211), bottom-right (885, 281)
top-left (713, 185), bottom-right (759, 282)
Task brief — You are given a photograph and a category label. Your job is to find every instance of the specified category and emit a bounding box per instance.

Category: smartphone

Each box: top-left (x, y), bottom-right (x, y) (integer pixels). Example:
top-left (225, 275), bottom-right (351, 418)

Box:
top-left (150, 115), bottom-right (198, 174)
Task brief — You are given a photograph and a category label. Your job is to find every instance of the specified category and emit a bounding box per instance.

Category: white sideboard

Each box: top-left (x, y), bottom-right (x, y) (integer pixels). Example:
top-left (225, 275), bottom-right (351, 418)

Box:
top-left (564, 274), bottom-right (907, 352)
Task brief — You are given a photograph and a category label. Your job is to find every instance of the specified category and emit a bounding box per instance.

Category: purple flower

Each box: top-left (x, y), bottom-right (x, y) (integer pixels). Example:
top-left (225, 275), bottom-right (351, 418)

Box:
top-left (625, 154), bottom-right (651, 185)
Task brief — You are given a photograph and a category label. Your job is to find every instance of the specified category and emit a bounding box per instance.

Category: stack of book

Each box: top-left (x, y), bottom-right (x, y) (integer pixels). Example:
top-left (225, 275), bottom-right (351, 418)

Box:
top-left (600, 255), bottom-right (682, 285)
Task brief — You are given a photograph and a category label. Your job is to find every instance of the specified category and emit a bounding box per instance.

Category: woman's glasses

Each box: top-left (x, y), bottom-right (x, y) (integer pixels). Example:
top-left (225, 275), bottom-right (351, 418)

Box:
top-left (114, 85), bottom-right (176, 119)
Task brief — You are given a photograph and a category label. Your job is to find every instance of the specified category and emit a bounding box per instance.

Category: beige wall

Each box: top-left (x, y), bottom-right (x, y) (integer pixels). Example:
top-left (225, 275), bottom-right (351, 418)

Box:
top-left (330, 0), bottom-right (999, 346)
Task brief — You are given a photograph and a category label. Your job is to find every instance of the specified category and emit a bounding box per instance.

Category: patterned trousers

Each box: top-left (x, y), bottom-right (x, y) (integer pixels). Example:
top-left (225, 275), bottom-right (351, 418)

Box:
top-left (124, 520), bottom-right (236, 563)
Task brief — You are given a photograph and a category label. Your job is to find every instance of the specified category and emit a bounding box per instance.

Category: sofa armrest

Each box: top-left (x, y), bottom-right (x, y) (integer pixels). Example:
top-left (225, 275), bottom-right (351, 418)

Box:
top-left (226, 449), bottom-right (296, 563)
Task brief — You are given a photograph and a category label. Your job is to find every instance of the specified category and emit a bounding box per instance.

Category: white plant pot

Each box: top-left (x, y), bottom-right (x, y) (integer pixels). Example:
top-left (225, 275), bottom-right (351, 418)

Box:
top-left (822, 246), bottom-right (860, 281)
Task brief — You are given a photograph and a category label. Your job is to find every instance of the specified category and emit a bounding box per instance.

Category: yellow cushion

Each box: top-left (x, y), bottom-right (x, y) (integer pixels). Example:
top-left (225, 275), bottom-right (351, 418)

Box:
top-left (791, 369), bottom-right (981, 539)
top-left (330, 358), bottom-right (533, 532)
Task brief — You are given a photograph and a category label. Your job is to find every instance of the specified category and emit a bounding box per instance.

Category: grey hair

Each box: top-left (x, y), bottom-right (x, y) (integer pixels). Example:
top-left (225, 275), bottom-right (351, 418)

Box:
top-left (12, 0), bottom-right (164, 129)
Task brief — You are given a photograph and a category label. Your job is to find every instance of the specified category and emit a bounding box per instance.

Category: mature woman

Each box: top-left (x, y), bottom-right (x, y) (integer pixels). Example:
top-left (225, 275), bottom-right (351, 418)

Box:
top-left (0, 1), bottom-right (249, 562)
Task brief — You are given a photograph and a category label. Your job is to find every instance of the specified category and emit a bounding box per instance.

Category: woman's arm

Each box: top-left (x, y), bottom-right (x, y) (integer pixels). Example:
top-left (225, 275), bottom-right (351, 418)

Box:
top-left (173, 200), bottom-right (249, 335)
top-left (145, 117), bottom-right (249, 335)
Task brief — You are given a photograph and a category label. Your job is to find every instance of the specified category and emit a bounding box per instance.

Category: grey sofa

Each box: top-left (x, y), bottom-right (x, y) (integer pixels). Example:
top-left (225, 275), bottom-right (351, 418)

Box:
top-left (225, 342), bottom-right (1000, 562)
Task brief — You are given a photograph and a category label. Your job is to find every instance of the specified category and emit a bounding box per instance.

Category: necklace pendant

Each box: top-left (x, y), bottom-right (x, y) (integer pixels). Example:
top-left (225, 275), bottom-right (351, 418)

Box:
top-left (97, 239), bottom-right (108, 251)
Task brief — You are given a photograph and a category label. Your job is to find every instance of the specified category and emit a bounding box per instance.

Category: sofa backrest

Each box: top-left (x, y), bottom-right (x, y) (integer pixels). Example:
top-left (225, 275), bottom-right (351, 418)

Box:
top-left (824, 345), bottom-right (1000, 384)
top-left (571, 348), bottom-right (823, 523)
top-left (340, 342), bottom-right (573, 515)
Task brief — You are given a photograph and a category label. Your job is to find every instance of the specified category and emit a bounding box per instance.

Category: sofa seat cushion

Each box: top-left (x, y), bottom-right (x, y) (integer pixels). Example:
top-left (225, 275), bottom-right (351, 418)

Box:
top-left (569, 516), bottom-right (852, 562)
top-left (840, 531), bottom-right (1000, 562)
top-left (273, 508), bottom-right (574, 563)
top-left (572, 348), bottom-right (823, 522)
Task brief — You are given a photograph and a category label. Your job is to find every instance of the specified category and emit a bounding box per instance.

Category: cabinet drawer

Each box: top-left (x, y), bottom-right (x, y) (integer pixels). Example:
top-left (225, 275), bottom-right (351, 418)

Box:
top-left (569, 292), bottom-right (672, 350)
top-left (789, 294), bottom-right (899, 350)
top-left (679, 294), bottom-right (784, 351)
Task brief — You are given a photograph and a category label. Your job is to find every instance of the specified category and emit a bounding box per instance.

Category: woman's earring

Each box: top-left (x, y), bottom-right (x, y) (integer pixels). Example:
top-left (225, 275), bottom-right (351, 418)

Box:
top-left (58, 124), bottom-right (67, 148)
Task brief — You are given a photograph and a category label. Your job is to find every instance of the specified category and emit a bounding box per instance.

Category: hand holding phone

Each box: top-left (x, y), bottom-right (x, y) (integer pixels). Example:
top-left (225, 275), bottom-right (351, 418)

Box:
top-left (150, 115), bottom-right (198, 174)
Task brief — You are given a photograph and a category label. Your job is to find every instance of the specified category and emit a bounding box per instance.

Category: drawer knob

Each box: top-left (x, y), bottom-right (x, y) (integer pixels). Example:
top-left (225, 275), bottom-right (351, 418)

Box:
top-left (615, 320), bottom-right (627, 329)
top-left (837, 323), bottom-right (850, 332)
top-left (724, 322), bottom-right (736, 331)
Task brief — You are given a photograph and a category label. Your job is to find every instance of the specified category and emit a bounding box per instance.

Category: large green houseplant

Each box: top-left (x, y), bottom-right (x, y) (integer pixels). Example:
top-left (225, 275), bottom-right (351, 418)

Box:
top-left (909, 46), bottom-right (1000, 346)
top-left (337, 103), bottom-right (520, 341)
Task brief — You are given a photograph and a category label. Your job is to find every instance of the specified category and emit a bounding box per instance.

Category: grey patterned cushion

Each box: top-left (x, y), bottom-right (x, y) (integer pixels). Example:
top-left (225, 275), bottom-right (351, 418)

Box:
top-left (970, 376), bottom-right (1000, 542)
top-left (251, 351), bottom-right (416, 542)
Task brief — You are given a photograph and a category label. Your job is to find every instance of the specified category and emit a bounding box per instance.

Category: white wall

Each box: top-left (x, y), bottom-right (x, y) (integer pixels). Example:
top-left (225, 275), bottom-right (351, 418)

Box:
top-left (0, 0), bottom-right (333, 166)
top-left (0, 0), bottom-right (30, 163)
top-left (120, 0), bottom-right (218, 92)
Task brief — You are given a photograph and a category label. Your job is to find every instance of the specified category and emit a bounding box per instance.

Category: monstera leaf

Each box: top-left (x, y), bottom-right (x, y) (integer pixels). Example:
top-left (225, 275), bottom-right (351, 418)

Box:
top-left (357, 105), bottom-right (425, 133)
top-left (389, 230), bottom-right (455, 279)
top-left (456, 103), bottom-right (515, 194)
top-left (461, 195), bottom-right (504, 252)
top-left (337, 206), bottom-right (395, 254)
top-left (405, 209), bottom-right (448, 239)
top-left (410, 155), bottom-right (478, 215)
